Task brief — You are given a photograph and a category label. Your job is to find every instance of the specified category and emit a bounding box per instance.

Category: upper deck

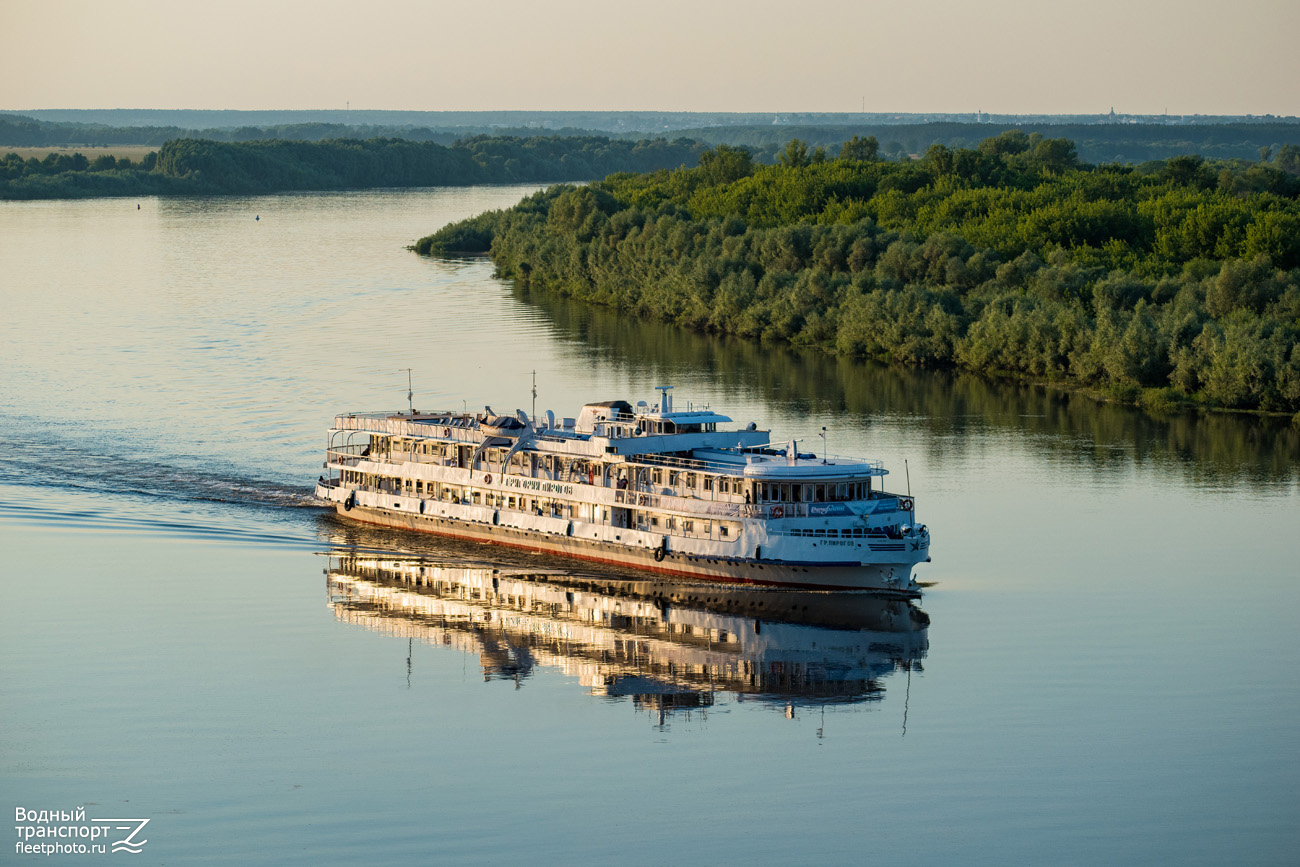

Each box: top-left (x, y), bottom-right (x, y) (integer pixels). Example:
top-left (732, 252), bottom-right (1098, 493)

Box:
top-left (328, 389), bottom-right (887, 485)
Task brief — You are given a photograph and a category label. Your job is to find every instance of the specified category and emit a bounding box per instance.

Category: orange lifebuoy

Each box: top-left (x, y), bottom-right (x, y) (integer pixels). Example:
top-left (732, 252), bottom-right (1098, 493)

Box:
top-left (443, 427), bottom-right (451, 437)
top-left (771, 505), bottom-right (784, 519)
top-left (484, 474), bottom-right (493, 485)
top-left (900, 497), bottom-right (914, 511)
top-left (638, 495), bottom-right (647, 506)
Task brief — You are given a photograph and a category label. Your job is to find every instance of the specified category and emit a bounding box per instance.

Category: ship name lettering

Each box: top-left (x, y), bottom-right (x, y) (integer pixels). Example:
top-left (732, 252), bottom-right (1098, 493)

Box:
top-left (501, 478), bottom-right (573, 495)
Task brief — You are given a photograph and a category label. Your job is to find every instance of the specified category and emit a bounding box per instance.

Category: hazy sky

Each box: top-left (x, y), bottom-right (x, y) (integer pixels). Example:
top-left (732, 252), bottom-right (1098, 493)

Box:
top-left (4, 0), bottom-right (1297, 115)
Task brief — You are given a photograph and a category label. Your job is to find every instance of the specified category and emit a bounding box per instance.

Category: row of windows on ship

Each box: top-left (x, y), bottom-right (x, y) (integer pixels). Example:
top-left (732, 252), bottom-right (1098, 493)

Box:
top-left (366, 438), bottom-right (878, 504)
top-left (341, 471), bottom-right (741, 539)
top-left (338, 470), bottom-right (902, 541)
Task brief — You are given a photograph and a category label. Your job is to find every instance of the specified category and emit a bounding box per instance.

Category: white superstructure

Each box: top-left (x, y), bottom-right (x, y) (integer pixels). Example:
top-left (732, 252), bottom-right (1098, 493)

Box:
top-left (314, 387), bottom-right (931, 594)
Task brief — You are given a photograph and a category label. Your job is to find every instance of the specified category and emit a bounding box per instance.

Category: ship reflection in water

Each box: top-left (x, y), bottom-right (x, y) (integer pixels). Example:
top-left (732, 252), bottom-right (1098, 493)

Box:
top-left (325, 551), bottom-right (929, 722)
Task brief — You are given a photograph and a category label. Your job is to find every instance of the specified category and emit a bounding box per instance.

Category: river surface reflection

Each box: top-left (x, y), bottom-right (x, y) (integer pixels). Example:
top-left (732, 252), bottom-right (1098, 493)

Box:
top-left (325, 550), bottom-right (928, 720)
top-left (1, 187), bottom-right (1296, 865)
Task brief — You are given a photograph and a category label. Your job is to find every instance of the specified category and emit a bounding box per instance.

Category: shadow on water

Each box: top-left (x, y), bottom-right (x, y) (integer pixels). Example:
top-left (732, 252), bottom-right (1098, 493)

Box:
top-left (322, 538), bottom-right (928, 720)
top-left (512, 284), bottom-right (1300, 489)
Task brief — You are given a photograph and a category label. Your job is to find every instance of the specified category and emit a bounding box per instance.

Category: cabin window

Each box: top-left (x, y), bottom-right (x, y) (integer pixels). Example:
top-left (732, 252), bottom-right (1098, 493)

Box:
top-left (720, 524), bottom-right (730, 537)
top-left (666, 517), bottom-right (675, 530)
top-left (684, 520), bottom-right (693, 533)
top-left (685, 473), bottom-right (696, 489)
top-left (703, 477), bottom-right (713, 492)
top-left (650, 516), bottom-right (659, 528)
top-left (652, 469), bottom-right (663, 484)
top-left (720, 479), bottom-right (730, 494)
top-left (703, 520), bottom-right (711, 536)
top-left (815, 484), bottom-right (825, 502)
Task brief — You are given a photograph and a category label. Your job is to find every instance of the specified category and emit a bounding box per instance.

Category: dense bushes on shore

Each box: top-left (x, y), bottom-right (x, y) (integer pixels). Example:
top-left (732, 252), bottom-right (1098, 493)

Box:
top-left (415, 133), bottom-right (1300, 416)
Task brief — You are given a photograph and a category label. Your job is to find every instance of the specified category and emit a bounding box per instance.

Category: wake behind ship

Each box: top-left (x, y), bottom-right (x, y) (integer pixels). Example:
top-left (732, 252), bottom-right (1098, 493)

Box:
top-left (314, 387), bottom-right (931, 594)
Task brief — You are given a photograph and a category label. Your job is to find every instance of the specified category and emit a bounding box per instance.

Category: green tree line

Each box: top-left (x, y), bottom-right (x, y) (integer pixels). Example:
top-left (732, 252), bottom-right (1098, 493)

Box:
top-left (415, 132), bottom-right (1300, 418)
top-left (0, 135), bottom-right (704, 199)
top-left (0, 112), bottom-right (658, 148)
top-left (7, 111), bottom-right (1297, 165)
top-left (676, 120), bottom-right (1300, 165)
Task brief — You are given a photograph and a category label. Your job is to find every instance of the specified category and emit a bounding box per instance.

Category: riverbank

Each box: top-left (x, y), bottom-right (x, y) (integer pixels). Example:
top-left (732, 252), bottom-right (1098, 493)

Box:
top-left (416, 135), bottom-right (1300, 423)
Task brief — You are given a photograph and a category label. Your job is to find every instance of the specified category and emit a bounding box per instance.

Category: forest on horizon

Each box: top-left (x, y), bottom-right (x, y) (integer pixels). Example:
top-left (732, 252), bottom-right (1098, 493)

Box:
top-left (4, 109), bottom-right (1299, 165)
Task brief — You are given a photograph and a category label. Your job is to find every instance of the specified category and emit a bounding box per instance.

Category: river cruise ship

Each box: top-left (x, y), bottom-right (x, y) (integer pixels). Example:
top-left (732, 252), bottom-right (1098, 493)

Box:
top-left (314, 387), bottom-right (930, 594)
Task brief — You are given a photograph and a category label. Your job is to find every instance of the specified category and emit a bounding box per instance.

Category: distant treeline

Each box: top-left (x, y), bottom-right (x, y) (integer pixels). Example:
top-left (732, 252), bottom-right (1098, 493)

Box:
top-left (4, 112), bottom-right (1297, 166)
top-left (680, 121), bottom-right (1300, 166)
top-left (0, 112), bottom-right (615, 148)
top-left (0, 135), bottom-right (704, 199)
top-left (415, 132), bottom-right (1300, 418)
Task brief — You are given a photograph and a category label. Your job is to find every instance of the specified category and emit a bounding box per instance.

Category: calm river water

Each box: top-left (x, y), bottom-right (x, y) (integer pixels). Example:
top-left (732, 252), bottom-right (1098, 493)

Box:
top-left (2, 187), bottom-right (1298, 865)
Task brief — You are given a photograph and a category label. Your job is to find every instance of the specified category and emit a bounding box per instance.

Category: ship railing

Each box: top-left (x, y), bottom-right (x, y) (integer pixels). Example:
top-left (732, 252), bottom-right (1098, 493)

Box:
top-left (637, 453), bottom-right (739, 474)
top-left (333, 412), bottom-right (475, 440)
top-left (327, 445), bottom-right (370, 467)
top-left (612, 488), bottom-right (763, 518)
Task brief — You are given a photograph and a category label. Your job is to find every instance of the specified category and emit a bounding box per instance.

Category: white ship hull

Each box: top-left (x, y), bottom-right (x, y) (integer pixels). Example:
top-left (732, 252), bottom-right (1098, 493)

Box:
top-left (318, 490), bottom-right (926, 595)
top-left (315, 389), bottom-right (931, 596)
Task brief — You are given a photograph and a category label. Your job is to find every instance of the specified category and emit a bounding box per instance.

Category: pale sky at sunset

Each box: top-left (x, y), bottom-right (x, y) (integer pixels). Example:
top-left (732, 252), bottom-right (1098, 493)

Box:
top-left (4, 0), bottom-right (1297, 116)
